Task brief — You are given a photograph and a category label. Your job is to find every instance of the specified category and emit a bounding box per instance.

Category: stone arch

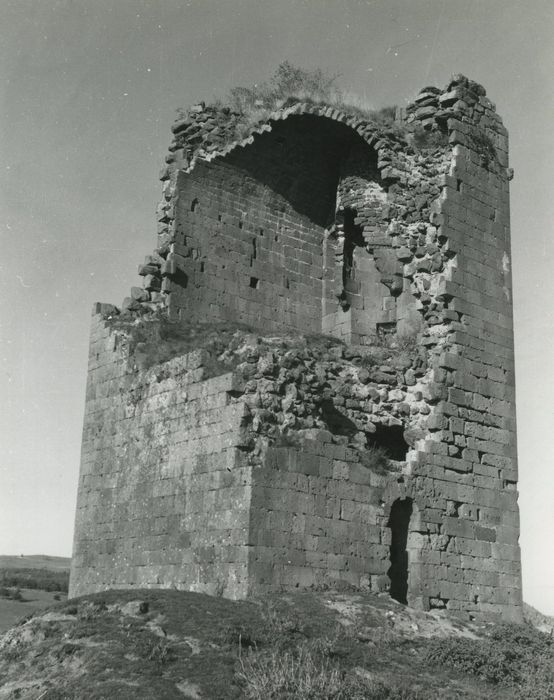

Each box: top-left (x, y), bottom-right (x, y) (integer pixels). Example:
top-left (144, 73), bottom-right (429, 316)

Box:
top-left (182, 102), bottom-right (394, 176)
top-left (169, 113), bottom-right (394, 338)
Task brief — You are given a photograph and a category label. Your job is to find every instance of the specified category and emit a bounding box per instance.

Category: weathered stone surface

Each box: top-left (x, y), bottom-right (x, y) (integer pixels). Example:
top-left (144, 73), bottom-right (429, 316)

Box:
top-left (70, 75), bottom-right (522, 624)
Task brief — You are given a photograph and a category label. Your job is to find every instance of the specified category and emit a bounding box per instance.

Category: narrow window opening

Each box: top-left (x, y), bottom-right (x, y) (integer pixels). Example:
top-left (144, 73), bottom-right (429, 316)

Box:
top-left (251, 238), bottom-right (257, 262)
top-left (341, 208), bottom-right (365, 291)
top-left (259, 228), bottom-right (264, 236)
top-left (249, 276), bottom-right (259, 289)
top-left (387, 497), bottom-right (413, 605)
top-left (239, 221), bottom-right (244, 229)
top-left (218, 214), bottom-right (222, 222)
top-left (284, 277), bottom-right (290, 290)
top-left (200, 262), bottom-right (205, 272)
top-left (456, 179), bottom-right (463, 192)
top-left (191, 198), bottom-right (199, 212)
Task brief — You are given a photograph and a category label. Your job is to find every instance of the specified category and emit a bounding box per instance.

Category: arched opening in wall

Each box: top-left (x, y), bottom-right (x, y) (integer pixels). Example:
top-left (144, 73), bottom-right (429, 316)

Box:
top-left (172, 113), bottom-right (381, 333)
top-left (387, 497), bottom-right (413, 604)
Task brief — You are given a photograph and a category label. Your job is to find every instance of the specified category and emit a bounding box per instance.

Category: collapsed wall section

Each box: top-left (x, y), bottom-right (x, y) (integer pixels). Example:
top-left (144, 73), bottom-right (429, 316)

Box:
top-left (166, 115), bottom-right (349, 333)
top-left (70, 318), bottom-right (426, 600)
top-left (152, 105), bottom-right (449, 344)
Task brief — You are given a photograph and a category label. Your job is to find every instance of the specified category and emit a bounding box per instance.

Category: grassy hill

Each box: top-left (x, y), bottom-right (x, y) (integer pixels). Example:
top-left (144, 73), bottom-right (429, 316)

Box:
top-left (0, 588), bottom-right (553, 699)
top-left (0, 555), bottom-right (70, 634)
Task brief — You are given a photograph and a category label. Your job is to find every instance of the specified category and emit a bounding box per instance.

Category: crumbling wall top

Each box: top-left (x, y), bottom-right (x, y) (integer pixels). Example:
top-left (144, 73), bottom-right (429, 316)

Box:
top-left (163, 74), bottom-right (506, 178)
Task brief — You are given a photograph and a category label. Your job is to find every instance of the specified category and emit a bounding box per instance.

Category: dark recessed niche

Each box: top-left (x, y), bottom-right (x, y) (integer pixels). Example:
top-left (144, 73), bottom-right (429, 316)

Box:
top-left (368, 424), bottom-right (409, 460)
top-left (191, 198), bottom-right (199, 212)
top-left (239, 221), bottom-right (244, 229)
top-left (249, 276), bottom-right (259, 289)
top-left (376, 321), bottom-right (397, 338)
top-left (387, 497), bottom-right (413, 605)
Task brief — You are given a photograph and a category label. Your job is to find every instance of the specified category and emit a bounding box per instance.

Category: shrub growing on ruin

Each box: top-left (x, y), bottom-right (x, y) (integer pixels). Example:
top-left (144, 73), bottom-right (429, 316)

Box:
top-left (228, 61), bottom-right (343, 114)
top-left (217, 62), bottom-right (400, 136)
top-left (359, 445), bottom-right (391, 474)
top-left (468, 130), bottom-right (497, 168)
top-left (411, 125), bottom-right (449, 151)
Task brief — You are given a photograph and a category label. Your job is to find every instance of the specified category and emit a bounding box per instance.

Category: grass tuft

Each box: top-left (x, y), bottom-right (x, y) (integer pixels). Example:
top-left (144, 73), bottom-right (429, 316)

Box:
top-left (180, 62), bottom-right (405, 143)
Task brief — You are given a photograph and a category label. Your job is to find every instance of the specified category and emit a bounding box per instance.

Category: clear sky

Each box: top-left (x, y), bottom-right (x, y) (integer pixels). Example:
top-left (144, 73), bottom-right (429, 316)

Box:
top-left (1, 0), bottom-right (553, 614)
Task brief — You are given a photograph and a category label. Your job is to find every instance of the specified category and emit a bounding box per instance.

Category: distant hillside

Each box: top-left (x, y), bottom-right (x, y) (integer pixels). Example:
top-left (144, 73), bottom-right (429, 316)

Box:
top-left (0, 589), bottom-right (553, 699)
top-left (0, 555), bottom-right (71, 634)
top-left (0, 555), bottom-right (70, 571)
top-left (0, 554), bottom-right (70, 593)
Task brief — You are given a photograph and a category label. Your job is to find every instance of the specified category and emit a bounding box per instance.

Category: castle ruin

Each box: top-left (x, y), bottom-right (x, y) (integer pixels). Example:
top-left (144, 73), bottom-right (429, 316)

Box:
top-left (69, 75), bottom-right (522, 623)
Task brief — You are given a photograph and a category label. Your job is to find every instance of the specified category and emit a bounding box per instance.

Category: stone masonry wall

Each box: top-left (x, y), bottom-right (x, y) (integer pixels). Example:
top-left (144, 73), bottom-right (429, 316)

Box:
top-left (70, 317), bottom-right (425, 600)
top-left (150, 102), bottom-right (453, 344)
top-left (71, 75), bottom-right (522, 623)
top-left (70, 313), bottom-right (254, 599)
top-left (165, 116), bottom-right (386, 336)
top-left (406, 79), bottom-right (521, 619)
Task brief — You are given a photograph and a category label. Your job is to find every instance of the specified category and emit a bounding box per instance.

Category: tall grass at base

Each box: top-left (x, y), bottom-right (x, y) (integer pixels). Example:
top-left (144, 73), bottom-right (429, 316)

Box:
top-left (237, 643), bottom-right (422, 700)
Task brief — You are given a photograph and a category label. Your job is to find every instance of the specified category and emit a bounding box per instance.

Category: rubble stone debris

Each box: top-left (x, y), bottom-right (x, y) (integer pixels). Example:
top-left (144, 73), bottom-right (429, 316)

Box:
top-left (70, 75), bottom-right (522, 624)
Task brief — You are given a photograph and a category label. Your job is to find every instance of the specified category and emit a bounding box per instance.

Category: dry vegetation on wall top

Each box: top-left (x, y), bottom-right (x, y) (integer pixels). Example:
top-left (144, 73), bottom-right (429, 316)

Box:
top-left (176, 62), bottom-right (431, 148)
top-left (180, 61), bottom-right (400, 126)
top-left (0, 589), bottom-right (553, 699)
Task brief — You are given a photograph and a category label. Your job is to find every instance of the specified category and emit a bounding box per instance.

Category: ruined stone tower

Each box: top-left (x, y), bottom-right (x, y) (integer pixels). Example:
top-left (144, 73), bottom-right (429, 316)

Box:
top-left (70, 75), bottom-right (522, 623)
